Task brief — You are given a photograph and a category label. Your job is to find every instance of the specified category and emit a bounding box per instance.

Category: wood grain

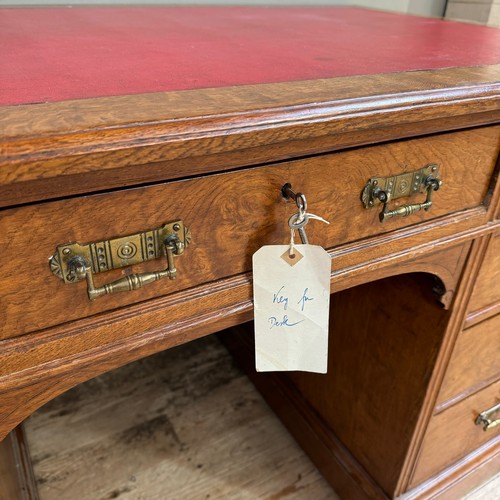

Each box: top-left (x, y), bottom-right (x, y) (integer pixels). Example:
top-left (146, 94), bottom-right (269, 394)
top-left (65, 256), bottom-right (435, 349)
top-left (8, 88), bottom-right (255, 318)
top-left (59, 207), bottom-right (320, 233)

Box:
top-left (464, 302), bottom-right (500, 329)
top-left (402, 438), bottom-right (500, 499)
top-left (0, 432), bottom-right (24, 500)
top-left (1, 127), bottom-right (497, 339)
top-left (19, 331), bottom-right (500, 500)
top-left (0, 237), bottom-right (473, 442)
top-left (410, 380), bottom-right (500, 488)
top-left (223, 325), bottom-right (388, 500)
top-left (0, 50), bottom-right (499, 499)
top-left (0, 426), bottom-right (38, 500)
top-left (1, 66), bottom-right (499, 207)
top-left (436, 314), bottom-right (500, 412)
top-left (224, 326), bottom-right (500, 500)
top-left (286, 273), bottom-right (452, 497)
top-left (23, 336), bottom-right (334, 500)
top-left (0, 277), bottom-right (254, 442)
top-left (467, 232), bottom-right (500, 314)
top-left (224, 242), bottom-right (494, 498)
top-left (393, 234), bottom-right (495, 495)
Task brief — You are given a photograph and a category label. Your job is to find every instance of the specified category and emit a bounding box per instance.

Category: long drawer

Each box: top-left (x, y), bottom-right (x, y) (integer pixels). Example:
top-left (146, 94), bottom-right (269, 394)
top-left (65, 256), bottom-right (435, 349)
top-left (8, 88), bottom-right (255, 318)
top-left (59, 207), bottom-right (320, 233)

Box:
top-left (410, 379), bottom-right (500, 488)
top-left (1, 126), bottom-right (498, 339)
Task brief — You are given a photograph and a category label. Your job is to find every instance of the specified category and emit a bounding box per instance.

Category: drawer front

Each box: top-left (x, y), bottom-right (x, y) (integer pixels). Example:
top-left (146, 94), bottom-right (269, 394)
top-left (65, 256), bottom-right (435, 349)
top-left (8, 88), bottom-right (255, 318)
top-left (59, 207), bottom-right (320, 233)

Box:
top-left (411, 380), bottom-right (500, 488)
top-left (437, 315), bottom-right (500, 408)
top-left (1, 126), bottom-right (498, 339)
top-left (468, 232), bottom-right (500, 314)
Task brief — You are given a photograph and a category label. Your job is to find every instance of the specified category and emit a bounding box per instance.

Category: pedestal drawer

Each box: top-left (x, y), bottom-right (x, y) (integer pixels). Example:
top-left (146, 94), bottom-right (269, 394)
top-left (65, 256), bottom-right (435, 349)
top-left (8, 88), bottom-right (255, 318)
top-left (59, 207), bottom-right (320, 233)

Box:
top-left (437, 315), bottom-right (500, 410)
top-left (1, 126), bottom-right (498, 340)
top-left (468, 232), bottom-right (500, 314)
top-left (410, 379), bottom-right (500, 488)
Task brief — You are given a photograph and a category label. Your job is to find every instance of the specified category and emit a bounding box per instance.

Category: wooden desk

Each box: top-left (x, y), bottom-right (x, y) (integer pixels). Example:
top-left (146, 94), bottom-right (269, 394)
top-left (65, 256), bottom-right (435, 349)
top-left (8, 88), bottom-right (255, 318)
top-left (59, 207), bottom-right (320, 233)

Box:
top-left (0, 6), bottom-right (499, 499)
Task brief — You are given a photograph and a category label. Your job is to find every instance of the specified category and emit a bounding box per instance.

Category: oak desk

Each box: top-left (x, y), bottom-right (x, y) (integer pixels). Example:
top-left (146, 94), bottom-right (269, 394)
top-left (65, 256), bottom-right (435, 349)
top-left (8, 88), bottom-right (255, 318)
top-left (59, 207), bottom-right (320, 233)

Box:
top-left (0, 6), bottom-right (499, 499)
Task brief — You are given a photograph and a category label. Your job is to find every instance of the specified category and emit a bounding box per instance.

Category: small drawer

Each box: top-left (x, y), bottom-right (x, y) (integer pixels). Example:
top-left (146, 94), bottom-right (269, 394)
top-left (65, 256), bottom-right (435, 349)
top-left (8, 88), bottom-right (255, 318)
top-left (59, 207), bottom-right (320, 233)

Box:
top-left (437, 315), bottom-right (500, 410)
top-left (468, 232), bottom-right (500, 315)
top-left (410, 380), bottom-right (500, 488)
top-left (1, 126), bottom-right (498, 340)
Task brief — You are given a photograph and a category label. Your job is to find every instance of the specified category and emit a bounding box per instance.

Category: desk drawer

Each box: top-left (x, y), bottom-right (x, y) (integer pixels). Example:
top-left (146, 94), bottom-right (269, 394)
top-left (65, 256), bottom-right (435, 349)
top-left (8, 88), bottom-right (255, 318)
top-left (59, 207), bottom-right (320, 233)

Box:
top-left (1, 126), bottom-right (498, 339)
top-left (410, 379), bottom-right (500, 488)
top-left (468, 232), bottom-right (500, 314)
top-left (437, 315), bottom-right (500, 409)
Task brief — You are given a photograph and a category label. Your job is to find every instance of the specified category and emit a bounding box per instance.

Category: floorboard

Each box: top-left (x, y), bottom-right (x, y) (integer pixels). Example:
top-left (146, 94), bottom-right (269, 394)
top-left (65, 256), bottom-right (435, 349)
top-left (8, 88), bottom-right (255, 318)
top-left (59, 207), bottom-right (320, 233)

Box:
top-left (23, 335), bottom-right (498, 500)
top-left (24, 336), bottom-right (335, 500)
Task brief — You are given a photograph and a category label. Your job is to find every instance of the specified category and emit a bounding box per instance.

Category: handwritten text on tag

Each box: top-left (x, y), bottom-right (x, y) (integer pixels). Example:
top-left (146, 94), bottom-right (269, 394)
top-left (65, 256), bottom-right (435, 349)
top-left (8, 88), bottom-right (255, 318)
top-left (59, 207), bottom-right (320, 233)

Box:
top-left (253, 244), bottom-right (331, 373)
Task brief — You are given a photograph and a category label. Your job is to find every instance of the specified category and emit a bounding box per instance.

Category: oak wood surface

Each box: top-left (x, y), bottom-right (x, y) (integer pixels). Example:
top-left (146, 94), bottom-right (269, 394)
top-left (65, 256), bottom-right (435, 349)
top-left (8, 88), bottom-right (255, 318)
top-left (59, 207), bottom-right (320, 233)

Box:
top-left (0, 236), bottom-right (475, 441)
top-left (391, 233), bottom-right (497, 495)
top-left (224, 238), bottom-right (497, 499)
top-left (0, 431), bottom-right (24, 500)
top-left (436, 314), bottom-right (500, 412)
top-left (0, 50), bottom-right (499, 499)
top-left (20, 329), bottom-right (499, 500)
top-left (222, 325), bottom-right (389, 500)
top-left (0, 426), bottom-right (38, 500)
top-left (1, 66), bottom-right (499, 207)
top-left (467, 231), bottom-right (500, 314)
top-left (287, 273), bottom-right (453, 497)
top-left (410, 380), bottom-right (500, 488)
top-left (1, 127), bottom-right (497, 340)
top-left (224, 326), bottom-right (500, 500)
top-left (401, 438), bottom-right (499, 500)
top-left (0, 278), bottom-right (254, 443)
top-left (465, 302), bottom-right (500, 329)
top-left (0, 240), bottom-right (471, 381)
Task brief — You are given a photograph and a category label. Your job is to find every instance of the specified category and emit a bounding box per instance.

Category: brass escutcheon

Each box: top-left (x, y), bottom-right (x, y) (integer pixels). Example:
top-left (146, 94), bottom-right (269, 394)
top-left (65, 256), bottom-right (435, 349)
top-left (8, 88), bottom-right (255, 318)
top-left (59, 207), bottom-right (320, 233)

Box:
top-left (49, 220), bottom-right (191, 301)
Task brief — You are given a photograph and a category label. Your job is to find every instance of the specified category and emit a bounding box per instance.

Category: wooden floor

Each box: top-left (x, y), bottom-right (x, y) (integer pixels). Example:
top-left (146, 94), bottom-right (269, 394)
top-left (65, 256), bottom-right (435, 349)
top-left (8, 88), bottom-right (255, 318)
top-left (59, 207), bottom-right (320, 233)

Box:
top-left (23, 335), bottom-right (498, 500)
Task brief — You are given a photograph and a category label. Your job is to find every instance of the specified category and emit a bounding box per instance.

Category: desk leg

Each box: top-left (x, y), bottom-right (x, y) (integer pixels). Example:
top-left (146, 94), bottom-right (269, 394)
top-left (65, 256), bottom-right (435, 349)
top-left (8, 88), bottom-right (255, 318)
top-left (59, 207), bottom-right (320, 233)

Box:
top-left (0, 425), bottom-right (39, 500)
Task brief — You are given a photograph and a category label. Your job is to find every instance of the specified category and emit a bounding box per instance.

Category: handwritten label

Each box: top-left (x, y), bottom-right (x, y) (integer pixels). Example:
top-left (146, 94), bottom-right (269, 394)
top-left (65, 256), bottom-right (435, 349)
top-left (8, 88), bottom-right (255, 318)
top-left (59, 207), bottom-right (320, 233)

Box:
top-left (253, 245), bottom-right (331, 373)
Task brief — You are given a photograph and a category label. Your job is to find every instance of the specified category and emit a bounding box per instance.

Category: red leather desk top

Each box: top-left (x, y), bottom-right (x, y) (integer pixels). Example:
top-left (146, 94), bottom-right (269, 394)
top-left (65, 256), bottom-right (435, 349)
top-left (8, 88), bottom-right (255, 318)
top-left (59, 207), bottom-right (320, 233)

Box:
top-left (1, 6), bottom-right (500, 106)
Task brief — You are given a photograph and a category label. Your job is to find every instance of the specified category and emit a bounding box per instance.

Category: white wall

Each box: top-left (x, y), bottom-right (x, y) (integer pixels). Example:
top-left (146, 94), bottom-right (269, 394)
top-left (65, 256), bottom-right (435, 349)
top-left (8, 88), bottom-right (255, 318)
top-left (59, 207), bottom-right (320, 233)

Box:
top-left (445, 0), bottom-right (500, 27)
top-left (0, 0), bottom-right (448, 18)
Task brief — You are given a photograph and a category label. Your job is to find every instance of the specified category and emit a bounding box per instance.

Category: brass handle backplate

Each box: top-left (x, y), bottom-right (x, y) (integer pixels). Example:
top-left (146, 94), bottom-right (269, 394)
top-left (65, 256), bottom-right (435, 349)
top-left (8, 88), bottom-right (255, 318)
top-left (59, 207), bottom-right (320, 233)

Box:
top-left (49, 220), bottom-right (191, 301)
top-left (361, 164), bottom-right (442, 222)
top-left (475, 402), bottom-right (500, 431)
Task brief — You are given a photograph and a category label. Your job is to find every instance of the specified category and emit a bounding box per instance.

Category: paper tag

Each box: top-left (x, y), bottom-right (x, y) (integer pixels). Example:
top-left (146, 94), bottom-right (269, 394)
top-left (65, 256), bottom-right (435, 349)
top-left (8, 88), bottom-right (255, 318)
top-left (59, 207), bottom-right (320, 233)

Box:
top-left (253, 244), bottom-right (331, 373)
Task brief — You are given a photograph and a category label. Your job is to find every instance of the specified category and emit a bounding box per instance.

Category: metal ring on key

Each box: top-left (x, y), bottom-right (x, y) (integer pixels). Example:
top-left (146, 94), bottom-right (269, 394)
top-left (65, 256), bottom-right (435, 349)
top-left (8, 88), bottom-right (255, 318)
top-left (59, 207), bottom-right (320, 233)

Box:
top-left (288, 212), bottom-right (309, 229)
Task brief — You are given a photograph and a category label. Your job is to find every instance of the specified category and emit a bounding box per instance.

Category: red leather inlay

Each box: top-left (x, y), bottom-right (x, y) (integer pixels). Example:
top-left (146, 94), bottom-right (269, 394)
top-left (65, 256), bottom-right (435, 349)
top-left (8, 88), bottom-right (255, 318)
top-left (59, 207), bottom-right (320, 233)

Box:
top-left (1, 6), bottom-right (499, 106)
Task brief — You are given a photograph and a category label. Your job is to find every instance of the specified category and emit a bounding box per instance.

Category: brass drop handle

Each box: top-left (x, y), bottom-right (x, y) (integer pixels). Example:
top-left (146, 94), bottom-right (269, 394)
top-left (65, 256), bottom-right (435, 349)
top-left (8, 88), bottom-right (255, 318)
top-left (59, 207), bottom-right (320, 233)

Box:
top-left (49, 220), bottom-right (191, 301)
top-left (68, 236), bottom-right (180, 301)
top-left (375, 175), bottom-right (441, 222)
top-left (361, 164), bottom-right (442, 222)
top-left (475, 402), bottom-right (500, 431)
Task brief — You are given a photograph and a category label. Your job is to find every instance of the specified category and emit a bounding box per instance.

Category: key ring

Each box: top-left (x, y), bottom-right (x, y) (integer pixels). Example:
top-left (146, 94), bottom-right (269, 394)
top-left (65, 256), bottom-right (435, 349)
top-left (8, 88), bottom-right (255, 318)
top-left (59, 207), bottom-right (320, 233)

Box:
top-left (288, 212), bottom-right (309, 229)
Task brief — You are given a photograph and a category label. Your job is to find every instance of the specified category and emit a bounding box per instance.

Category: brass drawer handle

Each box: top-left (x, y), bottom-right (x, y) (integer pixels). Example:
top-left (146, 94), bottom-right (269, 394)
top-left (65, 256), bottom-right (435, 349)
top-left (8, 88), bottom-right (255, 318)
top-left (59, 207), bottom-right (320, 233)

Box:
top-left (361, 164), bottom-right (442, 222)
top-left (49, 221), bottom-right (191, 301)
top-left (475, 402), bottom-right (500, 431)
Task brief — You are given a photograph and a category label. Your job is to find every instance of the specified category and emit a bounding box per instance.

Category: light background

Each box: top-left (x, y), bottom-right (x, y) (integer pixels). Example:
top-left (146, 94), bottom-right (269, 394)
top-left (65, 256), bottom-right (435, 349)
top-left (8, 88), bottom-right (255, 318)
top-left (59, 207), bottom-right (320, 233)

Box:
top-left (1, 1), bottom-right (499, 27)
top-left (0, 0), bottom-right (448, 17)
